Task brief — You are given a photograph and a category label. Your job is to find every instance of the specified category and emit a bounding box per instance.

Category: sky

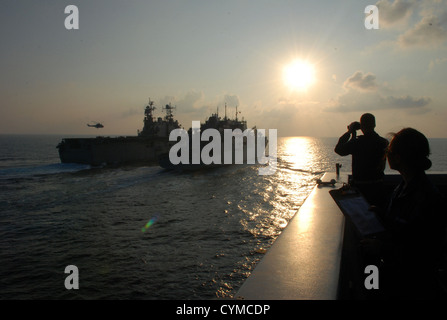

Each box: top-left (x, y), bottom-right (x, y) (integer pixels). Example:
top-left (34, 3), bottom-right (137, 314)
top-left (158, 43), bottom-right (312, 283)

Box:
top-left (1, 0), bottom-right (447, 138)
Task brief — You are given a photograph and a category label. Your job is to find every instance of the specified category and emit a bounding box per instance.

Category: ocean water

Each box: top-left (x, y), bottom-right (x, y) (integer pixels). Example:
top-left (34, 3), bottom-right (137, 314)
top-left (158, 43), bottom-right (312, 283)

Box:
top-left (0, 134), bottom-right (446, 300)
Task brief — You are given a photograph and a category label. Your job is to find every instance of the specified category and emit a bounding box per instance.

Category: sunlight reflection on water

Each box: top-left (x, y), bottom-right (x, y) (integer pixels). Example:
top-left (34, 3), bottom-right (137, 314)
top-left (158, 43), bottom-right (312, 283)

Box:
top-left (234, 137), bottom-right (338, 255)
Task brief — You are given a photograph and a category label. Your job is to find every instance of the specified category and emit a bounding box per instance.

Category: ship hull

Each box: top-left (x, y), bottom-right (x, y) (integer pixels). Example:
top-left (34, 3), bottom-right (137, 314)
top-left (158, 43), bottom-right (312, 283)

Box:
top-left (57, 136), bottom-right (173, 166)
top-left (159, 136), bottom-right (269, 171)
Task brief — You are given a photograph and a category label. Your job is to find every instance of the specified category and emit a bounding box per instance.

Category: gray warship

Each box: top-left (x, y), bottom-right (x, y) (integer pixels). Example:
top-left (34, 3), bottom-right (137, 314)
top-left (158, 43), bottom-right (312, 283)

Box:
top-left (57, 100), bottom-right (181, 166)
top-left (159, 105), bottom-right (268, 170)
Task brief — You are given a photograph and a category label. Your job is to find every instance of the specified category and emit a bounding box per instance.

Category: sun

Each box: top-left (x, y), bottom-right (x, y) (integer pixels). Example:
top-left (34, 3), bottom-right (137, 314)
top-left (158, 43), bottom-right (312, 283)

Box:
top-left (283, 59), bottom-right (316, 91)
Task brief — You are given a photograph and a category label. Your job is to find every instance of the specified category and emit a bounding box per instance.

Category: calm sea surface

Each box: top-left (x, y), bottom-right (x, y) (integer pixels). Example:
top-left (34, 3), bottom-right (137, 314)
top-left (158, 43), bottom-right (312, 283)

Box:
top-left (1, 134), bottom-right (446, 299)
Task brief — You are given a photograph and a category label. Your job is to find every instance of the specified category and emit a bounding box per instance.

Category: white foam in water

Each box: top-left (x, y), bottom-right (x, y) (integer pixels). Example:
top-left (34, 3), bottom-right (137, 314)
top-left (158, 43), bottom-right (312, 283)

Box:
top-left (0, 163), bottom-right (91, 179)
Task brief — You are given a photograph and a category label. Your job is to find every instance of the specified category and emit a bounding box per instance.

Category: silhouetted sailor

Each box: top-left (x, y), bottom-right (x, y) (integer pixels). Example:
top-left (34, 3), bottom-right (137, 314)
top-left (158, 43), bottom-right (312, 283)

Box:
top-left (335, 113), bottom-right (388, 208)
top-left (381, 128), bottom-right (446, 299)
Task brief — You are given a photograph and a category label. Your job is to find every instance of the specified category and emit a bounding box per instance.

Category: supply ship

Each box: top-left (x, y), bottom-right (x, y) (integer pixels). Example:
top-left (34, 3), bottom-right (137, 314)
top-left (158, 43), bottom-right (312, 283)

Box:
top-left (159, 105), bottom-right (268, 170)
top-left (57, 100), bottom-right (181, 166)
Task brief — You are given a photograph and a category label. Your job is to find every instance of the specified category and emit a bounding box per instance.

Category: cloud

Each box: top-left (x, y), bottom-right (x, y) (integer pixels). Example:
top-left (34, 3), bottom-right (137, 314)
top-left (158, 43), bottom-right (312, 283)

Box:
top-left (327, 90), bottom-right (381, 112)
top-left (343, 71), bottom-right (378, 92)
top-left (397, 11), bottom-right (447, 47)
top-left (429, 57), bottom-right (447, 70)
top-left (326, 71), bottom-right (431, 113)
top-left (327, 91), bottom-right (431, 113)
top-left (383, 95), bottom-right (431, 109)
top-left (159, 90), bottom-right (207, 114)
top-left (376, 0), bottom-right (415, 28)
top-left (372, 1), bottom-right (447, 48)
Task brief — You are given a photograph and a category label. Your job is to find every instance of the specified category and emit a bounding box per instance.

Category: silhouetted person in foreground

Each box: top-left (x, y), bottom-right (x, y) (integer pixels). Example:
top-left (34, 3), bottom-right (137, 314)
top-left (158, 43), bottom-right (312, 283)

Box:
top-left (376, 128), bottom-right (446, 299)
top-left (334, 113), bottom-right (389, 208)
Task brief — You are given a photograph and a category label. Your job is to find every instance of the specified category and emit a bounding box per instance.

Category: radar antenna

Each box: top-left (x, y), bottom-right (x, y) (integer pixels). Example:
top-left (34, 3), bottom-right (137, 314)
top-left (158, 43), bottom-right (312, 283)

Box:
top-left (163, 103), bottom-right (176, 121)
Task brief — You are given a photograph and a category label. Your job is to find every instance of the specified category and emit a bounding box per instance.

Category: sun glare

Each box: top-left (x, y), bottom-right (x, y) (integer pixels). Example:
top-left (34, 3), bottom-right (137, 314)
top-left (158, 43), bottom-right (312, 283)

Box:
top-left (283, 60), bottom-right (316, 91)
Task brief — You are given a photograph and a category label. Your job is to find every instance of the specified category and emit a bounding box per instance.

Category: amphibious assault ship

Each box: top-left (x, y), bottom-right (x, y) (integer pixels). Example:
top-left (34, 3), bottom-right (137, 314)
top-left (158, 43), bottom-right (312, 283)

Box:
top-left (57, 100), bottom-right (181, 166)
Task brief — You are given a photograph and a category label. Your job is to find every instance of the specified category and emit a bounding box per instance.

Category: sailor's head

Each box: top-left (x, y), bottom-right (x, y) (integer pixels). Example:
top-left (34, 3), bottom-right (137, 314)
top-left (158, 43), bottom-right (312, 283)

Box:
top-left (360, 113), bottom-right (375, 133)
top-left (387, 127), bottom-right (432, 172)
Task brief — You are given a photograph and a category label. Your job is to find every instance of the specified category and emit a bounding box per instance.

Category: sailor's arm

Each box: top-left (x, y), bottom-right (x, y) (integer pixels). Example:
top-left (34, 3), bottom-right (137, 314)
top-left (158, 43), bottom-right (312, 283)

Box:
top-left (334, 122), bottom-right (359, 156)
top-left (334, 131), bottom-right (353, 156)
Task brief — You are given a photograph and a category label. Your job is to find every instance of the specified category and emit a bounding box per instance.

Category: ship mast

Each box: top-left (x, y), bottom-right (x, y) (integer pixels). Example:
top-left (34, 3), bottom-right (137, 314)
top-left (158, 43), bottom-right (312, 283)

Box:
top-left (163, 103), bottom-right (176, 122)
top-left (144, 98), bottom-right (156, 122)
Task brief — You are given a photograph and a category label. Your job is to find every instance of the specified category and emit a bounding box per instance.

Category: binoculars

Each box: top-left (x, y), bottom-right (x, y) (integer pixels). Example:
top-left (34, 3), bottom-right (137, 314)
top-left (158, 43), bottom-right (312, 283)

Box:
top-left (348, 121), bottom-right (361, 132)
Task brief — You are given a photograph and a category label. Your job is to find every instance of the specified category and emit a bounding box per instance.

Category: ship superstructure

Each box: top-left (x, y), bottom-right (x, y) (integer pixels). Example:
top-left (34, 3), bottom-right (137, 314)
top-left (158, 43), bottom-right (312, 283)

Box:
top-left (138, 100), bottom-right (180, 137)
top-left (159, 104), bottom-right (266, 170)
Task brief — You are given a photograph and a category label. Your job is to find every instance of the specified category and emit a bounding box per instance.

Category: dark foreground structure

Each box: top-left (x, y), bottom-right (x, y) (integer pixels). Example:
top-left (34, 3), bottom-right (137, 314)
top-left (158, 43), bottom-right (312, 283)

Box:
top-left (236, 172), bottom-right (447, 300)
